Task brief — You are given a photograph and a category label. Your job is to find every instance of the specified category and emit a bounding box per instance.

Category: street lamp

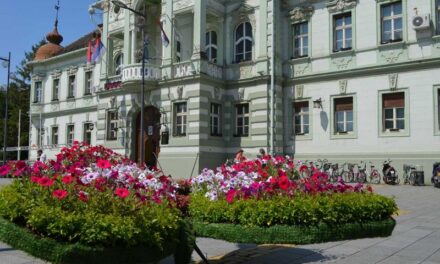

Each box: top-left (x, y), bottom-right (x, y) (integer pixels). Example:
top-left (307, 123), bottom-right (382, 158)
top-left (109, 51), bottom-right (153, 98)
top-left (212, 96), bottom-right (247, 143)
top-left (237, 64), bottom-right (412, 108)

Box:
top-left (0, 52), bottom-right (11, 164)
top-left (111, 0), bottom-right (147, 166)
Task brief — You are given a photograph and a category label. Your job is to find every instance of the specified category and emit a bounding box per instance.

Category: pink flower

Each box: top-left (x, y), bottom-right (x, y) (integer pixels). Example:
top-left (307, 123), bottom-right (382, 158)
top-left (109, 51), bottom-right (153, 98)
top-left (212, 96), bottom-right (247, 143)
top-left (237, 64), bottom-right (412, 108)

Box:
top-left (78, 191), bottom-right (89, 202)
top-left (115, 188), bottom-right (130, 199)
top-left (97, 159), bottom-right (112, 169)
top-left (278, 176), bottom-right (290, 190)
top-left (52, 189), bottom-right (68, 200)
top-left (30, 176), bottom-right (40, 183)
top-left (226, 189), bottom-right (237, 203)
top-left (0, 165), bottom-right (11, 176)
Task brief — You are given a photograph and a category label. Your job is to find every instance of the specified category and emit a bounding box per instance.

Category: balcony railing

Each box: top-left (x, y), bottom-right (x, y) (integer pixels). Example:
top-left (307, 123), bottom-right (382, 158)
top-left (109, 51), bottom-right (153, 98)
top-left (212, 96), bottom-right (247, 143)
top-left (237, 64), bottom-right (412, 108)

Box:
top-left (173, 61), bottom-right (196, 78)
top-left (122, 64), bottom-right (161, 82)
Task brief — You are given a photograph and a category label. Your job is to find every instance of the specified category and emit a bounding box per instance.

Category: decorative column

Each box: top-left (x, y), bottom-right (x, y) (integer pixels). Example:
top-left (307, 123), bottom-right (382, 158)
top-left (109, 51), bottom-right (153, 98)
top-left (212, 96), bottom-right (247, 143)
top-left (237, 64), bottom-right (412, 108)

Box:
top-left (191, 0), bottom-right (206, 59)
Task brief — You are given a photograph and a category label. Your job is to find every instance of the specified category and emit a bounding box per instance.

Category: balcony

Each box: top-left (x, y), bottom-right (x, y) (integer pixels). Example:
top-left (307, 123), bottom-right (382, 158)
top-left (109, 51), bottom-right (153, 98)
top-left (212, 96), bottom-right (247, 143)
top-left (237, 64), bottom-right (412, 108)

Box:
top-left (122, 63), bottom-right (161, 82)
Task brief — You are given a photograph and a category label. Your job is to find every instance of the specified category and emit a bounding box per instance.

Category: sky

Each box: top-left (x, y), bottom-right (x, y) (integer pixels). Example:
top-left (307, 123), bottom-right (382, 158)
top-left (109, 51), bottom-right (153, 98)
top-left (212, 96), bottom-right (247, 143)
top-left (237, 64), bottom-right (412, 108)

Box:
top-left (0, 0), bottom-right (103, 85)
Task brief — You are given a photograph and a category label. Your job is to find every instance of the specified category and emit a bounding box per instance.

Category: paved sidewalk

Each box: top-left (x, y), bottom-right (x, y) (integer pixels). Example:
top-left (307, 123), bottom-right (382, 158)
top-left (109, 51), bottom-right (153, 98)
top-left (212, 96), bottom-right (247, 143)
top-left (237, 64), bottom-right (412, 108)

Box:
top-left (1, 178), bottom-right (440, 263)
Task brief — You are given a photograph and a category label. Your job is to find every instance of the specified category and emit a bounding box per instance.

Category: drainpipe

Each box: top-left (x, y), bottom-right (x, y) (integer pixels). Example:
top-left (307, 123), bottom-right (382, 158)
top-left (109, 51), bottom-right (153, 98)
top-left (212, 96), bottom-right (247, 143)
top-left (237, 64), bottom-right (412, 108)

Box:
top-left (270, 0), bottom-right (276, 155)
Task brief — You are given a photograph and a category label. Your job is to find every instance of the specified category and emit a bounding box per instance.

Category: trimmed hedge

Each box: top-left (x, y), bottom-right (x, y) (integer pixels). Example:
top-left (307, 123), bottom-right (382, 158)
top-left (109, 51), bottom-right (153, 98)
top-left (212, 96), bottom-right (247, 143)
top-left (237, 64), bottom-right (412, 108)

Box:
top-left (0, 217), bottom-right (194, 264)
top-left (189, 192), bottom-right (398, 227)
top-left (192, 218), bottom-right (396, 244)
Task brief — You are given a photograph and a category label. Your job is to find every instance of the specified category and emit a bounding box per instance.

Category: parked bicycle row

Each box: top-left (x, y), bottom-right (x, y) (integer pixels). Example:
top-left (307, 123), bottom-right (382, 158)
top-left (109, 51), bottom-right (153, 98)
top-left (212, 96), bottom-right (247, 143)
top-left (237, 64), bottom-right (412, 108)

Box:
top-left (298, 159), bottom-right (440, 186)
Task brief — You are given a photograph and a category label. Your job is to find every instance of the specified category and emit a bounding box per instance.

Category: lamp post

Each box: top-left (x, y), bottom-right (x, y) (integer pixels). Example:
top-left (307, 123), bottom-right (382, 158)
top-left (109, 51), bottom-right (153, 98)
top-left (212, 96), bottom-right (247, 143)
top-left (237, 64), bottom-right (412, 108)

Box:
top-left (0, 52), bottom-right (11, 164)
top-left (111, 0), bottom-right (147, 165)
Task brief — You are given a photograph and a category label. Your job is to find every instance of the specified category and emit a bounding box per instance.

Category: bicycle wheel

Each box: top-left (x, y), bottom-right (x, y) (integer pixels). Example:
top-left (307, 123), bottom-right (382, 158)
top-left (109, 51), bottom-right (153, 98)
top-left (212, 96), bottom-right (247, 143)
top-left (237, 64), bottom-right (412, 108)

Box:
top-left (358, 172), bottom-right (367, 183)
top-left (409, 171), bottom-right (416, 185)
top-left (370, 171), bottom-right (380, 184)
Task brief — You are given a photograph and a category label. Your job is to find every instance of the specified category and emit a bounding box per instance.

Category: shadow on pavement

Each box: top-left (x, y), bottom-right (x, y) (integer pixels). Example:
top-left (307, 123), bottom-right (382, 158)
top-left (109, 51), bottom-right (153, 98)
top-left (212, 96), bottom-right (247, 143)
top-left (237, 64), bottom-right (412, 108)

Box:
top-left (197, 244), bottom-right (334, 264)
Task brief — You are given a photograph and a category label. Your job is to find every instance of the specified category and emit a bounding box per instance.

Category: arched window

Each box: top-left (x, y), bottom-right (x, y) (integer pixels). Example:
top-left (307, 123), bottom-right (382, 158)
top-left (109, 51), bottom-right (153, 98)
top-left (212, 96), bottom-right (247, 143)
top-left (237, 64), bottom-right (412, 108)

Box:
top-left (114, 53), bottom-right (124, 75)
top-left (205, 31), bottom-right (218, 62)
top-left (234, 22), bottom-right (253, 63)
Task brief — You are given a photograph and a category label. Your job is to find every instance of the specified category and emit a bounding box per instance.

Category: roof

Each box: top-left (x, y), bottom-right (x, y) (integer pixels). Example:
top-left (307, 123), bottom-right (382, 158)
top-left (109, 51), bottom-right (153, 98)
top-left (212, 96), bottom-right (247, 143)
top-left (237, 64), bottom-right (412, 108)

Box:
top-left (59, 31), bottom-right (95, 55)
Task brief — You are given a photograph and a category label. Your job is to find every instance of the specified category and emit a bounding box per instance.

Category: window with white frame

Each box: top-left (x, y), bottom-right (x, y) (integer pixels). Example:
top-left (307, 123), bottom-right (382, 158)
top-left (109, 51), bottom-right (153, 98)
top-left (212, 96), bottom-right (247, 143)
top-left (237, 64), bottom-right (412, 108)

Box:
top-left (383, 92), bottom-right (405, 131)
top-left (174, 102), bottom-right (187, 136)
top-left (294, 101), bottom-right (309, 135)
top-left (437, 89), bottom-right (440, 130)
top-left (334, 13), bottom-right (352, 52)
top-left (437, 0), bottom-right (440, 35)
top-left (210, 103), bottom-right (222, 136)
top-left (34, 81), bottom-right (42, 103)
top-left (37, 128), bottom-right (42, 147)
top-left (85, 71), bottom-right (93, 95)
top-left (205, 31), bottom-right (218, 62)
top-left (68, 75), bottom-right (76, 98)
top-left (235, 103), bottom-right (249, 136)
top-left (66, 124), bottom-right (74, 146)
top-left (83, 123), bottom-right (93, 144)
top-left (293, 22), bottom-right (308, 58)
top-left (52, 79), bottom-right (59, 101)
top-left (107, 110), bottom-right (118, 140)
top-left (51, 126), bottom-right (58, 145)
top-left (381, 1), bottom-right (402, 44)
top-left (234, 22), bottom-right (253, 63)
top-left (115, 53), bottom-right (123, 75)
top-left (334, 97), bottom-right (353, 133)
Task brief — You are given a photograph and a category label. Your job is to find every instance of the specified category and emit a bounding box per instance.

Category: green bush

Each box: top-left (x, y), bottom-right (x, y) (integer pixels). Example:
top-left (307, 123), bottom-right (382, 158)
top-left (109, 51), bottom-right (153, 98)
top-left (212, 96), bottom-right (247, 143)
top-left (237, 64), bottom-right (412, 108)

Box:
top-left (0, 181), bottom-right (181, 249)
top-left (189, 192), bottom-right (397, 227)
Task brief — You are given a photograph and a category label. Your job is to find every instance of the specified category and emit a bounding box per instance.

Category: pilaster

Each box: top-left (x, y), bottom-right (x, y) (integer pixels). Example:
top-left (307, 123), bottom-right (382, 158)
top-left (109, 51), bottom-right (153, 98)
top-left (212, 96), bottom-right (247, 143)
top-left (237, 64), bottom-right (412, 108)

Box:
top-left (191, 0), bottom-right (207, 59)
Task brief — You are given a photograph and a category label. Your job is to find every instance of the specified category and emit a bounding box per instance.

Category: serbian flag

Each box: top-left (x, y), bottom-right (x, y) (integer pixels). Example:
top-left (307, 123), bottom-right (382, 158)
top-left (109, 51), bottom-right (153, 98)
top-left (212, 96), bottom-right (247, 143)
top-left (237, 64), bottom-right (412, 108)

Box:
top-left (92, 37), bottom-right (106, 63)
top-left (86, 40), bottom-right (93, 63)
top-left (157, 19), bottom-right (169, 47)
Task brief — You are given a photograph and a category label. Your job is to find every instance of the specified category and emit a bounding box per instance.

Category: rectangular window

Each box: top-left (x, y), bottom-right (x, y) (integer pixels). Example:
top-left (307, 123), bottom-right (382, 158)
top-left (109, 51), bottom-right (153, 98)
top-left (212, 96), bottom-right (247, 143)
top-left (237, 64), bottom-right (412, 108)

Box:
top-left (83, 123), bottom-right (93, 145)
top-left (176, 40), bottom-right (181, 62)
top-left (334, 97), bottom-right (353, 133)
top-left (210, 103), bottom-right (222, 136)
top-left (51, 126), bottom-right (58, 145)
top-left (293, 22), bottom-right (308, 58)
top-left (334, 13), bottom-right (352, 52)
top-left (381, 1), bottom-right (402, 44)
top-left (235, 103), bottom-right (249, 137)
top-left (437, 0), bottom-right (440, 35)
top-left (294, 101), bottom-right (309, 135)
top-left (52, 79), bottom-right (59, 101)
top-left (37, 128), bottom-right (42, 147)
top-left (107, 111), bottom-right (118, 140)
top-left (66, 124), bottom-right (74, 146)
top-left (84, 71), bottom-right (93, 95)
top-left (437, 89), bottom-right (440, 130)
top-left (383, 92), bottom-right (405, 131)
top-left (34, 81), bottom-right (42, 103)
top-left (174, 102), bottom-right (187, 136)
top-left (68, 75), bottom-right (76, 98)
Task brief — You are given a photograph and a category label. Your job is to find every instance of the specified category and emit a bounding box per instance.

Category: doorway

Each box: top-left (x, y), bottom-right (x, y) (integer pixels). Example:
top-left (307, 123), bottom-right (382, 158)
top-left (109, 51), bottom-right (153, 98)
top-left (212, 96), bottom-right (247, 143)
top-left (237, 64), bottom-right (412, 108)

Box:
top-left (135, 106), bottom-right (161, 167)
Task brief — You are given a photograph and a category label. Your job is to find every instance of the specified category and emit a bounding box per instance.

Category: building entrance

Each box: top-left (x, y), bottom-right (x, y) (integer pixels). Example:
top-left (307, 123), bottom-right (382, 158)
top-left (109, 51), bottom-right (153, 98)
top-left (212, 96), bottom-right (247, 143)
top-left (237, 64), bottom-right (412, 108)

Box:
top-left (135, 106), bottom-right (161, 167)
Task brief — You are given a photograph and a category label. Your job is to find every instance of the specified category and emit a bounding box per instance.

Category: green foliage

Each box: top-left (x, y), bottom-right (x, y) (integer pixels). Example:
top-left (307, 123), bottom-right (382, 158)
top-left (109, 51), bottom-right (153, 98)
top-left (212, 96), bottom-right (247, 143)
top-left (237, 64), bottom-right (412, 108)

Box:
top-left (0, 181), bottom-right (182, 249)
top-left (189, 192), bottom-right (398, 227)
top-left (192, 218), bottom-right (396, 244)
top-left (0, 217), bottom-right (194, 264)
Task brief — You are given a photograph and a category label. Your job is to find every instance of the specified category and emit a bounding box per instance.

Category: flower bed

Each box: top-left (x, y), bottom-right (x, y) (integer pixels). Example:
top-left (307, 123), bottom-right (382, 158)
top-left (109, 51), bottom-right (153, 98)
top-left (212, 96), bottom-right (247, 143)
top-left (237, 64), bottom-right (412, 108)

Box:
top-left (0, 142), bottom-right (193, 264)
top-left (189, 156), bottom-right (398, 244)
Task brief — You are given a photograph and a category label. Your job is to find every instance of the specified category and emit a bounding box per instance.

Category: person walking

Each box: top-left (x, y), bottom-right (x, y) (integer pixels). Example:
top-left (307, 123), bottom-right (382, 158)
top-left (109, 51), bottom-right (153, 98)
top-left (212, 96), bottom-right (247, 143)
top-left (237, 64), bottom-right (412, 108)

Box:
top-left (37, 149), bottom-right (47, 162)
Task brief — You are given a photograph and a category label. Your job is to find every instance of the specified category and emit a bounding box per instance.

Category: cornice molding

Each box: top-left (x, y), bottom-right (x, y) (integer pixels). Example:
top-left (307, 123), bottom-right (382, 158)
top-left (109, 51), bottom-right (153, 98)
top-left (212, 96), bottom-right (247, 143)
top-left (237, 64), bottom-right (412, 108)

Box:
top-left (326, 0), bottom-right (357, 13)
top-left (289, 6), bottom-right (314, 23)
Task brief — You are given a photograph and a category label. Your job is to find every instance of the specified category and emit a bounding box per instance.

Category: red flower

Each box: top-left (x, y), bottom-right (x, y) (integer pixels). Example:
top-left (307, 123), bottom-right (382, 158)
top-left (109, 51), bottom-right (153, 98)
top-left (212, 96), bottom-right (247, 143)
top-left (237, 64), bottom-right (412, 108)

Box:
top-left (30, 176), bottom-right (40, 183)
top-left (299, 164), bottom-right (308, 172)
top-left (115, 188), bottom-right (130, 198)
top-left (78, 191), bottom-right (89, 202)
top-left (97, 159), bottom-right (111, 169)
top-left (278, 176), bottom-right (290, 190)
top-left (62, 175), bottom-right (74, 184)
top-left (367, 185), bottom-right (373, 193)
top-left (226, 189), bottom-right (237, 203)
top-left (52, 189), bottom-right (68, 200)
top-left (38, 177), bottom-right (54, 187)
top-left (15, 160), bottom-right (26, 170)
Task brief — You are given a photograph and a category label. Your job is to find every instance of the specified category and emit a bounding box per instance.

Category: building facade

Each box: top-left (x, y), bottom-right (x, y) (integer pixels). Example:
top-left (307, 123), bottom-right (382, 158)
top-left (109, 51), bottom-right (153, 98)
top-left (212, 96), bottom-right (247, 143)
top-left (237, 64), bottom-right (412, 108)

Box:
top-left (29, 0), bottom-right (440, 180)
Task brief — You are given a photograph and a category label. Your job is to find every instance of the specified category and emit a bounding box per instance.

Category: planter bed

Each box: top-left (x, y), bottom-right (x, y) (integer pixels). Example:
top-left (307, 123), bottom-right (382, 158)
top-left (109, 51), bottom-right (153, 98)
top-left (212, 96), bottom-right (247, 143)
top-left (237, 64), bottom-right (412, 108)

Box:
top-left (0, 217), bottom-right (194, 264)
top-left (192, 218), bottom-right (395, 244)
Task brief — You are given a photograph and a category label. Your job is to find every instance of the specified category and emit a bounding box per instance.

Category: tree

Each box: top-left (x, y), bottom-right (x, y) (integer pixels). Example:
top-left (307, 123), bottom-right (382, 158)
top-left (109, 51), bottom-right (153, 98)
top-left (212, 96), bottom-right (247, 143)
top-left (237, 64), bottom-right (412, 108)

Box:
top-left (0, 40), bottom-right (46, 160)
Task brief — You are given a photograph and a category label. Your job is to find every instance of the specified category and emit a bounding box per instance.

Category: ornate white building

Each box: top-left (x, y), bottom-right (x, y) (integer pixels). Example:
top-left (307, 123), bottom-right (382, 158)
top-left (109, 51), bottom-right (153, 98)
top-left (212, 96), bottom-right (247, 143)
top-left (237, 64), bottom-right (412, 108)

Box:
top-left (29, 0), bottom-right (440, 181)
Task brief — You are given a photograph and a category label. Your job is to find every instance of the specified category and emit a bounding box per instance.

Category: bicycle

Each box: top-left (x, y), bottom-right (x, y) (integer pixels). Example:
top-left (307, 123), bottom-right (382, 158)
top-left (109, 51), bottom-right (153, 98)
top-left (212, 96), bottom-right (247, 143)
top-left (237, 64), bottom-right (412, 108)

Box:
top-left (341, 162), bottom-right (354, 183)
top-left (355, 161), bottom-right (367, 183)
top-left (367, 161), bottom-right (381, 184)
top-left (402, 164), bottom-right (416, 185)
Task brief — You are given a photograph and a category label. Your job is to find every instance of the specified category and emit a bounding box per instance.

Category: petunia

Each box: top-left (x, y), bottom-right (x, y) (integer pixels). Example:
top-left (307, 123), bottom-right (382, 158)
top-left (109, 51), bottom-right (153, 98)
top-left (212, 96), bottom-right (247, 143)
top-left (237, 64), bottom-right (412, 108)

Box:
top-left (96, 159), bottom-right (111, 169)
top-left (38, 177), bottom-right (54, 187)
top-left (62, 175), bottom-right (74, 184)
top-left (52, 189), bottom-right (68, 200)
top-left (115, 188), bottom-right (130, 198)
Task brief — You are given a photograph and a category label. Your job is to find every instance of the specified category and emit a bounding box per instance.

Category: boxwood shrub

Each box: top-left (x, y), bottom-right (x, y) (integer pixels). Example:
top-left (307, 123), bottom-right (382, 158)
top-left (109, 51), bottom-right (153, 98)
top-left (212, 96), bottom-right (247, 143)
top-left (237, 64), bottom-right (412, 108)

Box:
top-left (189, 192), bottom-right (397, 227)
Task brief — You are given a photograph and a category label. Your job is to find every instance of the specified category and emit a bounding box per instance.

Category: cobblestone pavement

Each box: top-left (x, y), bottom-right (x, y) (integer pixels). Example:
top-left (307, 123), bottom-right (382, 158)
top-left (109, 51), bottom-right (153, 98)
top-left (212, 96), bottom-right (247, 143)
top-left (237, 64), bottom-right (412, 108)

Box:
top-left (1, 177), bottom-right (440, 264)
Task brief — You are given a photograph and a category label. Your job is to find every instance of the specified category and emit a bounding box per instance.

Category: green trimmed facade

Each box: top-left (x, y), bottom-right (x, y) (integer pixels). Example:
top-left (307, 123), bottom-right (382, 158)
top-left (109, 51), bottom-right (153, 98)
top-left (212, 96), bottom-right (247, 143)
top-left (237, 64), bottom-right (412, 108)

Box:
top-left (29, 0), bottom-right (440, 180)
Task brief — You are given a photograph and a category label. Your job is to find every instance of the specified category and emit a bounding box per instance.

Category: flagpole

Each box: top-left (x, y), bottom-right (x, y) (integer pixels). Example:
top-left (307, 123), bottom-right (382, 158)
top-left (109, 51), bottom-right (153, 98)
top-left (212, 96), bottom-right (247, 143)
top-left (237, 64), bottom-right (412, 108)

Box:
top-left (140, 24), bottom-right (146, 166)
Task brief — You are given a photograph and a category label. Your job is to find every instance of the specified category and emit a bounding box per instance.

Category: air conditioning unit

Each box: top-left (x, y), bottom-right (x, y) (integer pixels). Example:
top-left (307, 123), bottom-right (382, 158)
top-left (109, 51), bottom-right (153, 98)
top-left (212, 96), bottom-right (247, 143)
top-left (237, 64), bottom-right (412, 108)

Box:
top-left (412, 14), bottom-right (430, 30)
